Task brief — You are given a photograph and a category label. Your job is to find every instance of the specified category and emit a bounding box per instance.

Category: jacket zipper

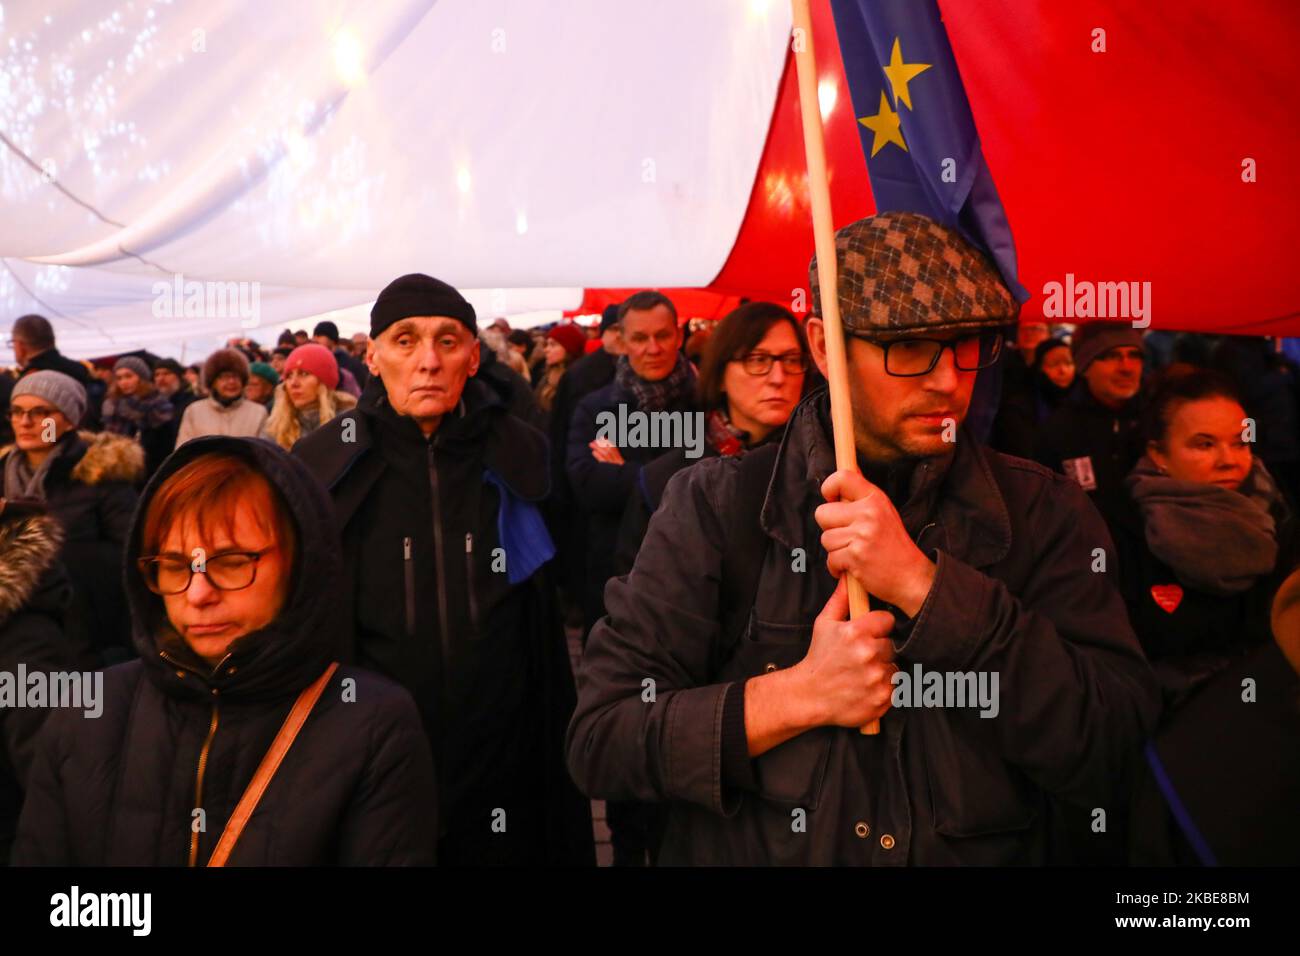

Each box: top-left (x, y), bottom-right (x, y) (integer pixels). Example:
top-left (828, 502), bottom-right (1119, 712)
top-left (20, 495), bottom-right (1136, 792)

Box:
top-left (427, 440), bottom-right (451, 692)
top-left (403, 536), bottom-right (416, 637)
top-left (160, 649), bottom-right (232, 867)
top-left (465, 532), bottom-right (479, 634)
top-left (188, 701), bottom-right (220, 867)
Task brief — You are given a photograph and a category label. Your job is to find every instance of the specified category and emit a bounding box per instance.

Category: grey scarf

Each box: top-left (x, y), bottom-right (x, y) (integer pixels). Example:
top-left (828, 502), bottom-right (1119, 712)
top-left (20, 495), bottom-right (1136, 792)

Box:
top-left (2, 440), bottom-right (66, 502)
top-left (1126, 455), bottom-right (1281, 596)
top-left (296, 405), bottom-right (322, 435)
top-left (614, 353), bottom-right (696, 413)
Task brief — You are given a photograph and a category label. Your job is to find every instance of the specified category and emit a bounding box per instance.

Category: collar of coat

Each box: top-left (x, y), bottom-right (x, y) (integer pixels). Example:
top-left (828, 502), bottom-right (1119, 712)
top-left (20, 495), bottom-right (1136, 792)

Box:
top-left (295, 375), bottom-right (550, 521)
top-left (760, 388), bottom-right (1012, 570)
top-left (0, 510), bottom-right (64, 625)
top-left (0, 430), bottom-right (145, 487)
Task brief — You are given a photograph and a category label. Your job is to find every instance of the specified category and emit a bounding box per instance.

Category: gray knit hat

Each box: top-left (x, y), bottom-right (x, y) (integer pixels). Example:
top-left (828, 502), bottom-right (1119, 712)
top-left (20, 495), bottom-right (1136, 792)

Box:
top-left (1071, 322), bottom-right (1145, 372)
top-left (12, 370), bottom-right (87, 425)
top-left (113, 355), bottom-right (152, 381)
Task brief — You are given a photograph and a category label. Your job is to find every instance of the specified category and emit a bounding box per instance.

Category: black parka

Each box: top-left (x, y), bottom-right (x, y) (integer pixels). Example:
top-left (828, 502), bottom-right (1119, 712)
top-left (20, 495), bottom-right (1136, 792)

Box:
top-left (567, 389), bottom-right (1161, 865)
top-left (0, 509), bottom-right (92, 863)
top-left (294, 376), bottom-right (594, 866)
top-left (13, 436), bottom-right (438, 866)
top-left (0, 431), bottom-right (141, 659)
top-left (1034, 384), bottom-right (1145, 532)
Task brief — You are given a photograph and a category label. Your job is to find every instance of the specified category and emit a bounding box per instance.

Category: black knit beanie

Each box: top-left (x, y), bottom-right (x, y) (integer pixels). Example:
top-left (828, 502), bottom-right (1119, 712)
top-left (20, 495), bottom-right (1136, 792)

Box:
top-left (370, 273), bottom-right (476, 339)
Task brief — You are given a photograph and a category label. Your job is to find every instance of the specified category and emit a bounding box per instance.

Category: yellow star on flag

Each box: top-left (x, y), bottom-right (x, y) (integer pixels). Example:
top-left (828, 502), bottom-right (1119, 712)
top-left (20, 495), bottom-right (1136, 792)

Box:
top-left (882, 37), bottom-right (931, 110)
top-left (858, 91), bottom-right (907, 157)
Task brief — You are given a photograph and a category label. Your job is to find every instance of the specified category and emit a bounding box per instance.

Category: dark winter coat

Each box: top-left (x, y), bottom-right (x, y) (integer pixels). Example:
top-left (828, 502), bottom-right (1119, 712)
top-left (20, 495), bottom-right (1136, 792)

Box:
top-left (567, 389), bottom-right (1161, 865)
top-left (0, 371), bottom-right (14, 446)
top-left (294, 377), bottom-right (594, 866)
top-left (1111, 475), bottom-right (1292, 709)
top-left (545, 346), bottom-right (618, 605)
top-left (0, 431), bottom-right (141, 659)
top-left (566, 378), bottom-right (699, 634)
top-left (0, 509), bottom-right (92, 864)
top-left (333, 346), bottom-right (370, 392)
top-left (1034, 383), bottom-right (1144, 532)
top-left (13, 436), bottom-right (438, 866)
top-left (101, 390), bottom-right (176, 479)
top-left (613, 425), bottom-right (787, 578)
top-left (991, 354), bottom-right (1069, 460)
top-left (1128, 640), bottom-right (1300, 865)
top-left (462, 346), bottom-right (544, 432)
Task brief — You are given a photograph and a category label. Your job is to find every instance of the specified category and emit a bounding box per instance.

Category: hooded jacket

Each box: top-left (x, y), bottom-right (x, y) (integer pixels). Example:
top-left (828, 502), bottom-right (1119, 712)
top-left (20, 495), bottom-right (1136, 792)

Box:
top-left (294, 376), bottom-right (594, 865)
top-left (0, 508), bottom-right (92, 863)
top-left (13, 436), bottom-right (438, 866)
top-left (0, 431), bottom-right (142, 658)
top-left (567, 388), bottom-right (1161, 865)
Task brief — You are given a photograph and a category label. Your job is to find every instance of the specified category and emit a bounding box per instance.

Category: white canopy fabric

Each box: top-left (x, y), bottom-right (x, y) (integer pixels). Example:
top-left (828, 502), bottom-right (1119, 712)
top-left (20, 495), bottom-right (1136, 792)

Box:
top-left (0, 0), bottom-right (792, 360)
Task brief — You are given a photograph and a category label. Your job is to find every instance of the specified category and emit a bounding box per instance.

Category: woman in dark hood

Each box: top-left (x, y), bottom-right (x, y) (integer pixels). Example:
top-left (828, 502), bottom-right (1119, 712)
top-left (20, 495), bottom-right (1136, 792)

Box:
top-left (14, 436), bottom-right (437, 865)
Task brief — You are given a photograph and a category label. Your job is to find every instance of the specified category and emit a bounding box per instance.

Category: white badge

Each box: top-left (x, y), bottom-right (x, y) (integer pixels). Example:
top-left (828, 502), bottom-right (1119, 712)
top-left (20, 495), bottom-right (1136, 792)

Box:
top-left (1063, 456), bottom-right (1097, 491)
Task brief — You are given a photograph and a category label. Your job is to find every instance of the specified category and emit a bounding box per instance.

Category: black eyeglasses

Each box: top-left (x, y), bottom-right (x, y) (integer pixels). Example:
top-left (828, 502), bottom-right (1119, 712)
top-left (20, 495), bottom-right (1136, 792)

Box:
top-left (137, 548), bottom-right (273, 596)
top-left (847, 330), bottom-right (1003, 377)
top-left (7, 406), bottom-right (60, 423)
top-left (736, 351), bottom-right (809, 376)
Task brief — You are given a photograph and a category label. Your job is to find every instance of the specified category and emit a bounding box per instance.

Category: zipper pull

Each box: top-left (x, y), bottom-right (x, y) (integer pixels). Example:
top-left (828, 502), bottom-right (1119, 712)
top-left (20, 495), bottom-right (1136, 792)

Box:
top-left (465, 532), bottom-right (473, 554)
top-left (404, 536), bottom-right (412, 560)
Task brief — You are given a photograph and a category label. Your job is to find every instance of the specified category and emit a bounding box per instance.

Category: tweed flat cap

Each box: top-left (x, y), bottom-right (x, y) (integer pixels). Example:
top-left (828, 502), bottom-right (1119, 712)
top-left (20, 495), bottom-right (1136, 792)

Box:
top-left (809, 212), bottom-right (1017, 337)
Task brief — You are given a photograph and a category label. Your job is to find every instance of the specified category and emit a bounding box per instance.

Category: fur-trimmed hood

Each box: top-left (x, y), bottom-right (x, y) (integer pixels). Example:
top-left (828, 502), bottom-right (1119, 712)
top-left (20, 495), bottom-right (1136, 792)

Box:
top-left (0, 511), bottom-right (66, 626)
top-left (69, 431), bottom-right (145, 485)
top-left (0, 430), bottom-right (145, 488)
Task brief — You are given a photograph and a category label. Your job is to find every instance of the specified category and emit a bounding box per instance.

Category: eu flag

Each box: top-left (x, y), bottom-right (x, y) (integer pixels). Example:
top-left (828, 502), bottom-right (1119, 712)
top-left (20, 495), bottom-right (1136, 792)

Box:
top-left (830, 0), bottom-right (1028, 303)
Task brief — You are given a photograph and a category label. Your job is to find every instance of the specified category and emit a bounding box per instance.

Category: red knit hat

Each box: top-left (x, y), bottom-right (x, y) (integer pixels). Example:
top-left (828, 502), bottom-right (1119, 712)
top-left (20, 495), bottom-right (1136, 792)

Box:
top-left (547, 323), bottom-right (586, 362)
top-left (285, 343), bottom-right (339, 391)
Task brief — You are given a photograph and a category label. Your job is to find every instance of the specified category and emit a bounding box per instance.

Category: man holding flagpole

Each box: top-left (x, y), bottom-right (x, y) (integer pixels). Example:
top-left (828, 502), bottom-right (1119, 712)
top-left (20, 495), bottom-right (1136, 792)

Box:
top-left (566, 211), bottom-right (1159, 864)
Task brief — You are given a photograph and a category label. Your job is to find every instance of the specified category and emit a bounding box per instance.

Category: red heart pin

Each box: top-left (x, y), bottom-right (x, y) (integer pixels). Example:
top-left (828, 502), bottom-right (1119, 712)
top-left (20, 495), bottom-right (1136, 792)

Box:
top-left (1150, 584), bottom-right (1184, 614)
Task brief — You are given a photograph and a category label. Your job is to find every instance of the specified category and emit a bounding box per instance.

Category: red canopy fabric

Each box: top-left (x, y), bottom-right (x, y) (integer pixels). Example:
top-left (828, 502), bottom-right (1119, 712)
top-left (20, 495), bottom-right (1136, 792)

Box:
top-left (585, 0), bottom-right (1299, 336)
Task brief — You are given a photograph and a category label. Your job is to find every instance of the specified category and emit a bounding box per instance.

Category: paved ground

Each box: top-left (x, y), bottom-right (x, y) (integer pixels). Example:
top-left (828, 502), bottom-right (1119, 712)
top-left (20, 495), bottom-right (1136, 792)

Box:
top-left (567, 622), bottom-right (613, 867)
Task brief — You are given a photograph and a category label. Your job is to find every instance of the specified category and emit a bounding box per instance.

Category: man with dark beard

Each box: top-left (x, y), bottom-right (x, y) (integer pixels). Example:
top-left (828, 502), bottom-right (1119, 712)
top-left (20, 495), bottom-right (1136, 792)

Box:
top-left (566, 213), bottom-right (1159, 865)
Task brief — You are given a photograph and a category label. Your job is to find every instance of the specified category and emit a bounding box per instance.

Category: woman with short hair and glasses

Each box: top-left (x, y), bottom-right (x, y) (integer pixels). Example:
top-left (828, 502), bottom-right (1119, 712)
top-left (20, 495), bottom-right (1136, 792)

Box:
top-left (614, 301), bottom-right (812, 576)
top-left (14, 436), bottom-right (438, 866)
top-left (1, 370), bottom-right (141, 662)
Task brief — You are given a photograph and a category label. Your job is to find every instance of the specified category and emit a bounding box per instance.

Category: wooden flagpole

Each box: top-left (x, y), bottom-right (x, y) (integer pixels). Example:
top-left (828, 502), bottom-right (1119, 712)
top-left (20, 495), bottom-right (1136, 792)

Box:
top-left (790, 0), bottom-right (879, 735)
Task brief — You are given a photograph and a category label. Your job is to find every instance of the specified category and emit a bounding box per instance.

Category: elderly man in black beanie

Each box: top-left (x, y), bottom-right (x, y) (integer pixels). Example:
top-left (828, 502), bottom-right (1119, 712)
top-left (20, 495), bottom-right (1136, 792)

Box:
top-left (1034, 322), bottom-right (1146, 530)
top-left (566, 212), bottom-right (1159, 865)
top-left (294, 273), bottom-right (593, 866)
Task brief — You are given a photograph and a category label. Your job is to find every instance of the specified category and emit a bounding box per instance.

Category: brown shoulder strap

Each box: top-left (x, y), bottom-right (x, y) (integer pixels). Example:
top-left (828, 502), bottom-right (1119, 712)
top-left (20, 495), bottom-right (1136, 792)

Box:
top-left (207, 662), bottom-right (339, 867)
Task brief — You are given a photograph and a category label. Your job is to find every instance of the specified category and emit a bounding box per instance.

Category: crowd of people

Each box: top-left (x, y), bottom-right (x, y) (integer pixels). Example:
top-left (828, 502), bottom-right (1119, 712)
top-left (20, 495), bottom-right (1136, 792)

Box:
top-left (1, 215), bottom-right (1297, 867)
